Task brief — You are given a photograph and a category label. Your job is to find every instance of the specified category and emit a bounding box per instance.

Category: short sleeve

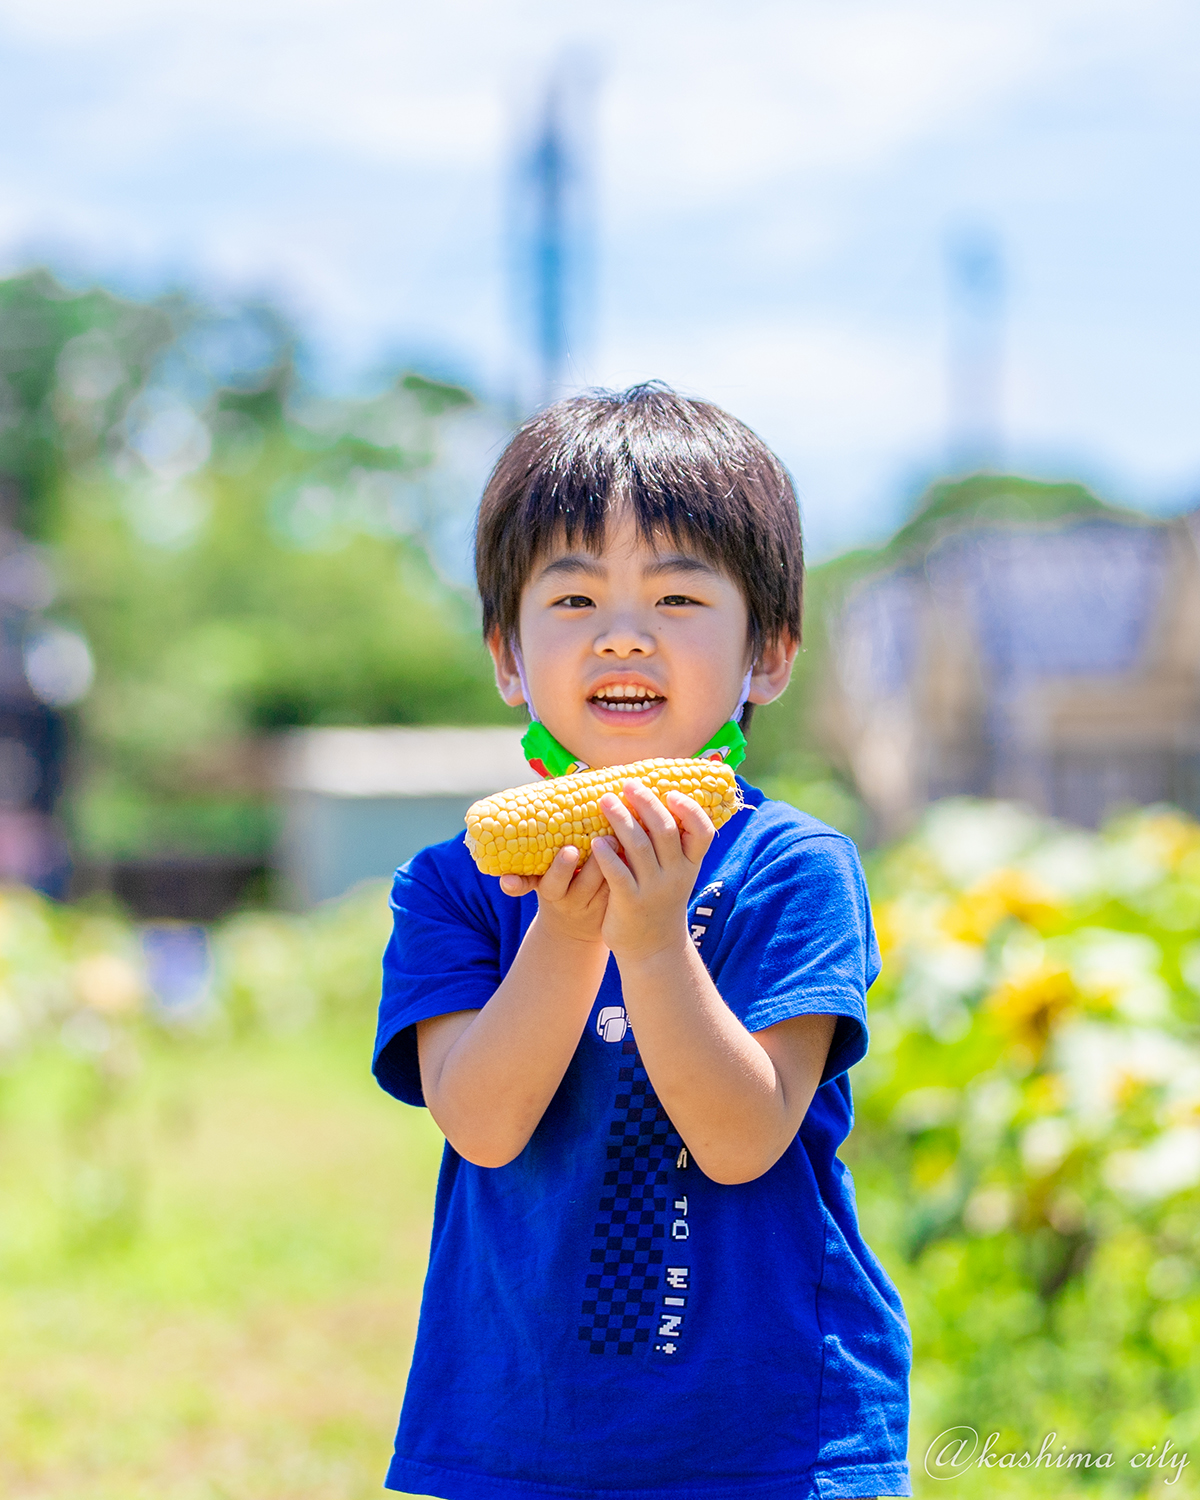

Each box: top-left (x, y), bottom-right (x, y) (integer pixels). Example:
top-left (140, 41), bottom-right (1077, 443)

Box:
top-left (706, 831), bottom-right (880, 1084)
top-left (372, 847), bottom-right (506, 1106)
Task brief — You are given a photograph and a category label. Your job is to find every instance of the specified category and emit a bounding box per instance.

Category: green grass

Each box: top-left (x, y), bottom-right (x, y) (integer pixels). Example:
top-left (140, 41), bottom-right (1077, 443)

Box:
top-left (0, 1021), bottom-right (443, 1499)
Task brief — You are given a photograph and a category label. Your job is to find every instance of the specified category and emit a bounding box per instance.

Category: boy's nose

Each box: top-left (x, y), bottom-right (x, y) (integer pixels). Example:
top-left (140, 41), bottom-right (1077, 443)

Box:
top-left (593, 616), bottom-right (656, 656)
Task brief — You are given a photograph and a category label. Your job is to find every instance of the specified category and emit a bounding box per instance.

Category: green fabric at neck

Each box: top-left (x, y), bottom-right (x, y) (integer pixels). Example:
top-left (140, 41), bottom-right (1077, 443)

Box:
top-left (520, 718), bottom-right (747, 780)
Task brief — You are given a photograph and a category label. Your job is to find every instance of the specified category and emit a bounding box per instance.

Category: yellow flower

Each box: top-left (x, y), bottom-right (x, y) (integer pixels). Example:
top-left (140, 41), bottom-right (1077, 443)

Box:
top-left (942, 868), bottom-right (1060, 944)
top-left (1132, 811), bottom-right (1200, 874)
top-left (873, 901), bottom-right (903, 958)
top-left (985, 962), bottom-right (1077, 1055)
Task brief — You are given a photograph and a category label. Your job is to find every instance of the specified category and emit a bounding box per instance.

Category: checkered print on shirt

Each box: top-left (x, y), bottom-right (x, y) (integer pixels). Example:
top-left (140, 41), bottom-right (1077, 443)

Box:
top-left (579, 1036), bottom-right (680, 1355)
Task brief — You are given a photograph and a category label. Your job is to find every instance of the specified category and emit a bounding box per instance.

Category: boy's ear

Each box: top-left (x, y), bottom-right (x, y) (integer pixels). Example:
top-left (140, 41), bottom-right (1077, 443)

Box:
top-left (747, 634), bottom-right (799, 707)
top-left (487, 630), bottom-right (528, 708)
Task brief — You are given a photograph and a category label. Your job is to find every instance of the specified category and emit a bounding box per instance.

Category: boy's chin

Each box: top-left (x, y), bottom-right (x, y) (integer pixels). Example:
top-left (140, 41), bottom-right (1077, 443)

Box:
top-left (580, 731), bottom-right (701, 769)
top-left (553, 708), bottom-right (719, 768)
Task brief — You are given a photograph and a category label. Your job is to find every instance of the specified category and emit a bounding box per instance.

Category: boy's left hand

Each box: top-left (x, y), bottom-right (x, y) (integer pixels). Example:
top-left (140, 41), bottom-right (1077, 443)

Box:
top-left (591, 780), bottom-right (715, 962)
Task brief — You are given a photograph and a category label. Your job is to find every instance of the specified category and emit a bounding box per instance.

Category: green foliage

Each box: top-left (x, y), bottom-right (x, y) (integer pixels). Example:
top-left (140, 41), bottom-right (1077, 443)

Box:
top-left (60, 401), bottom-right (509, 854)
top-left (0, 271), bottom-right (517, 859)
top-left (849, 799), bottom-right (1200, 1485)
top-left (0, 271), bottom-right (174, 536)
top-left (884, 472), bottom-right (1121, 562)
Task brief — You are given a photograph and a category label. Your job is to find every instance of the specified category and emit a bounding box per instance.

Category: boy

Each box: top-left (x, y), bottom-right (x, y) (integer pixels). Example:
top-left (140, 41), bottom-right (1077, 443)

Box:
top-left (373, 384), bottom-right (911, 1499)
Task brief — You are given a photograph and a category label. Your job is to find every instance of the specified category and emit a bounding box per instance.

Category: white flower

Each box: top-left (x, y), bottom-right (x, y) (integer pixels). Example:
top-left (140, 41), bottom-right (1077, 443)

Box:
top-left (1020, 831), bottom-right (1104, 902)
top-left (920, 799), bottom-right (1043, 888)
top-left (965, 1074), bottom-right (1020, 1142)
top-left (1058, 928), bottom-right (1170, 1022)
top-left (1054, 1022), bottom-right (1198, 1130)
top-left (892, 1086), bottom-right (959, 1132)
top-left (1105, 1127), bottom-right (1200, 1200)
top-left (895, 939), bottom-right (985, 1040)
top-left (1021, 1118), bottom-right (1072, 1176)
top-left (964, 1185), bottom-right (1013, 1235)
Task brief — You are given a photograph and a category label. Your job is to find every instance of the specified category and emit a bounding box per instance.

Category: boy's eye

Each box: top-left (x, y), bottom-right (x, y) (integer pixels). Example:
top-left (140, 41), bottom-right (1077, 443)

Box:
top-left (555, 594), bottom-right (594, 609)
top-left (658, 594), bottom-right (700, 607)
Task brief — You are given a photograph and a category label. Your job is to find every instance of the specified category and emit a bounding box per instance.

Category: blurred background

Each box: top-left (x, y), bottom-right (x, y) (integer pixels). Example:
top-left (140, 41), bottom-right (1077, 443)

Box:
top-left (2, 1), bottom-right (1200, 1495)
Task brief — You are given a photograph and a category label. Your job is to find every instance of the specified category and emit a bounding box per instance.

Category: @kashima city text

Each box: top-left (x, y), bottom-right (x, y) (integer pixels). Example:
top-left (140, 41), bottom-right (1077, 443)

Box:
top-left (924, 1428), bottom-right (1190, 1484)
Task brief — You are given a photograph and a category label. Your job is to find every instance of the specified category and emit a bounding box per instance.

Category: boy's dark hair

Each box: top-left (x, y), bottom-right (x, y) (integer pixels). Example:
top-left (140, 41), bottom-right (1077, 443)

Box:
top-left (474, 383), bottom-right (803, 662)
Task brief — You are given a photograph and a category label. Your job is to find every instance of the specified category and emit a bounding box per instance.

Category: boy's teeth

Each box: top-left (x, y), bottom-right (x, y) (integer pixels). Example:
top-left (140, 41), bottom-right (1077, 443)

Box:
top-left (592, 684), bottom-right (662, 713)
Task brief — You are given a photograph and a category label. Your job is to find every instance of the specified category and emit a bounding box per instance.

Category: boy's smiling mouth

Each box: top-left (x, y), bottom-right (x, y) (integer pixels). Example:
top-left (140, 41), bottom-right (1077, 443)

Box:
top-left (588, 681), bottom-right (667, 717)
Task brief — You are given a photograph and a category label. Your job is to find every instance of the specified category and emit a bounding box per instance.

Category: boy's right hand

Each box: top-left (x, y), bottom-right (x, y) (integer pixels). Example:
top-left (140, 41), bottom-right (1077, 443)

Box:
top-left (423, 846), bottom-right (615, 1168)
top-left (499, 844), bottom-right (611, 948)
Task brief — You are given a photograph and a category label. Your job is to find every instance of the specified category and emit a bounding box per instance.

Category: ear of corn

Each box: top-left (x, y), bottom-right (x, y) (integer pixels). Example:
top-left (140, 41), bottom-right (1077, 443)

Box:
top-left (464, 757), bottom-right (742, 878)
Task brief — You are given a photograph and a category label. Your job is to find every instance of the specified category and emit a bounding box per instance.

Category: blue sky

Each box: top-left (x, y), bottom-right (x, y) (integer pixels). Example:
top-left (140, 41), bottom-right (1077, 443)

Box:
top-left (1, 0), bottom-right (1198, 558)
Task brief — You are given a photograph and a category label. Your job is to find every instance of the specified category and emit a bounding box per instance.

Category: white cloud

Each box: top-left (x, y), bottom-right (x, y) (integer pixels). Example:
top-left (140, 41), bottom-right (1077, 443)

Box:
top-left (2, 0), bottom-right (1200, 536)
top-left (599, 315), bottom-right (938, 446)
top-left (0, 0), bottom-right (1181, 179)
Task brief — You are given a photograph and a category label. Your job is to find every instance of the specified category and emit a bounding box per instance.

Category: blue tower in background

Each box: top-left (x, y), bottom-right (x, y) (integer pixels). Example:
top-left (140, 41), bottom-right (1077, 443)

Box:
top-left (510, 58), bottom-right (596, 411)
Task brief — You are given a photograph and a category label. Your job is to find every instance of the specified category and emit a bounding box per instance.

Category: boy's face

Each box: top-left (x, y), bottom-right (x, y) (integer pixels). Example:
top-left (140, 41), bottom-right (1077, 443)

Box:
top-left (489, 511), bottom-right (796, 770)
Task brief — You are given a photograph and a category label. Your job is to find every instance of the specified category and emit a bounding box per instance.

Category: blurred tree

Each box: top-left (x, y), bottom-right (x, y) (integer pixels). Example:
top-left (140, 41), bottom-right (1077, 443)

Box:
top-left (0, 271), bottom-right (174, 538)
top-left (0, 271), bottom-right (515, 865)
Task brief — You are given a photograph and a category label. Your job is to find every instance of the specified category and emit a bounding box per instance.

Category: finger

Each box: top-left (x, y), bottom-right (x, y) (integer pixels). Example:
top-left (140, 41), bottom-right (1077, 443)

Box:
top-left (537, 845), bottom-right (581, 901)
top-left (570, 844), bottom-right (608, 898)
top-left (499, 873), bottom-right (534, 897)
top-left (599, 789), bottom-right (657, 876)
top-left (599, 788), bottom-right (651, 848)
top-left (665, 791), bottom-right (716, 865)
top-left (590, 834), bottom-right (638, 894)
top-left (623, 779), bottom-right (684, 865)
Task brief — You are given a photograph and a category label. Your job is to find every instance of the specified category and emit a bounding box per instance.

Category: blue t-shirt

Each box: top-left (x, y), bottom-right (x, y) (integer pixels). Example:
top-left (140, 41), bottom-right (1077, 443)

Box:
top-left (373, 783), bottom-right (911, 1500)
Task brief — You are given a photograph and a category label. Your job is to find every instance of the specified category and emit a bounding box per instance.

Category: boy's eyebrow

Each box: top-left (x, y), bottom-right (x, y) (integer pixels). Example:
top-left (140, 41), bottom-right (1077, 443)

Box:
top-left (537, 552), bottom-right (720, 583)
top-left (537, 554), bottom-right (608, 581)
top-left (641, 554), bottom-right (721, 580)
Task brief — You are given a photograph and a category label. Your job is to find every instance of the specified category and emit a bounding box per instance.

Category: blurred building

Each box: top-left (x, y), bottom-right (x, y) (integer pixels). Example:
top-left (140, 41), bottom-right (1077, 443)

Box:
top-left (277, 725), bottom-right (530, 904)
top-left (824, 507), bottom-right (1200, 835)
